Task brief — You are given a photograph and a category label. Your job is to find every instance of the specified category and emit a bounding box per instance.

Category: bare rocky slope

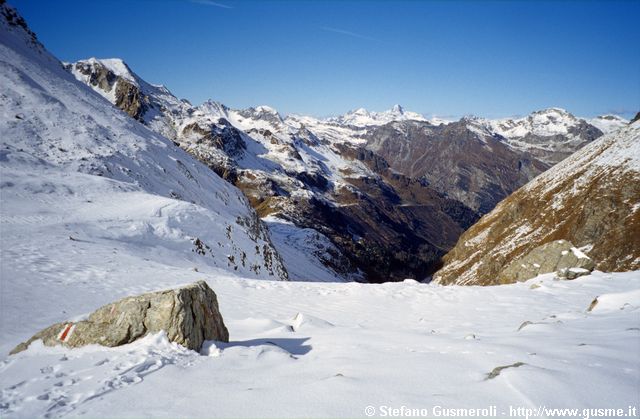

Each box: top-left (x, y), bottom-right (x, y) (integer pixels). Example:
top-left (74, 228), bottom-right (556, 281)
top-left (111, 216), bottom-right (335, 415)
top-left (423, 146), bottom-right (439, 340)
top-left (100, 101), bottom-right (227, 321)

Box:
top-left (364, 119), bottom-right (549, 213)
top-left (434, 121), bottom-right (640, 285)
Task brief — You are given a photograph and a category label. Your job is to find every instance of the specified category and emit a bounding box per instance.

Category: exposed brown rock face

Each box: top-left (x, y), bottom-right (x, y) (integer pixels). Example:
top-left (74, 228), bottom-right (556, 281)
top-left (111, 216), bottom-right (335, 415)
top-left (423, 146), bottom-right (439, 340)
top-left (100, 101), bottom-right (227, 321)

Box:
top-left (434, 123), bottom-right (640, 285)
top-left (365, 120), bottom-right (549, 214)
top-left (113, 77), bottom-right (148, 120)
top-left (11, 281), bottom-right (228, 354)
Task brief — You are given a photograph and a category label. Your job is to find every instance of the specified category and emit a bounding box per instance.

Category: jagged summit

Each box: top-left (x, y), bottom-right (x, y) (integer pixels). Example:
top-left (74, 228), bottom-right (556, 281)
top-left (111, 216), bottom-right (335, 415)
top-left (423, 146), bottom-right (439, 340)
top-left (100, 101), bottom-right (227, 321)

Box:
top-left (89, 57), bottom-right (135, 81)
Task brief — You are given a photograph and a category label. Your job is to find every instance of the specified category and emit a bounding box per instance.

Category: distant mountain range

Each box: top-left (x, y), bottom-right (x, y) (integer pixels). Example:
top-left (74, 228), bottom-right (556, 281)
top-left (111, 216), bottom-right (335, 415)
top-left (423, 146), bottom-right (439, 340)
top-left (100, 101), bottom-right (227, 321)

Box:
top-left (63, 56), bottom-right (630, 282)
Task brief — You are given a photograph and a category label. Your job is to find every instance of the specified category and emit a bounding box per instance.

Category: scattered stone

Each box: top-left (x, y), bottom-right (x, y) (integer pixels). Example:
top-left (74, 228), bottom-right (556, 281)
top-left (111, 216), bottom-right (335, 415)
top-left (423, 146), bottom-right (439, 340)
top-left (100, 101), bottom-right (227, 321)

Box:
top-left (556, 267), bottom-right (592, 280)
top-left (485, 362), bottom-right (526, 380)
top-left (10, 281), bottom-right (228, 354)
top-left (517, 321), bottom-right (534, 331)
top-left (587, 297), bottom-right (599, 312)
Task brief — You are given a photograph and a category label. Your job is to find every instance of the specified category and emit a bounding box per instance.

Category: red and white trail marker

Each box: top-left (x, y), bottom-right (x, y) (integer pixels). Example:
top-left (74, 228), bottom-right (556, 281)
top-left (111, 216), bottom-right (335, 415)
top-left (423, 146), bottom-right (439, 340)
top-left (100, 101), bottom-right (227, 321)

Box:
top-left (57, 323), bottom-right (76, 342)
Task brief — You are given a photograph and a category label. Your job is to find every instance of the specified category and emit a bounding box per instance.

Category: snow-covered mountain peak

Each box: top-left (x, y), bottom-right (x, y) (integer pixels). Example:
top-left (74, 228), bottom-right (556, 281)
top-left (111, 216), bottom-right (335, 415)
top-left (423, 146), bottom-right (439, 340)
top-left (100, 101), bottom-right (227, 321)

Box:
top-left (531, 106), bottom-right (571, 115)
top-left (236, 105), bottom-right (284, 127)
top-left (95, 58), bottom-right (135, 82)
top-left (530, 107), bottom-right (578, 125)
top-left (198, 100), bottom-right (229, 117)
top-left (254, 105), bottom-right (279, 115)
top-left (70, 57), bottom-right (139, 87)
top-left (330, 105), bottom-right (427, 127)
top-left (493, 107), bottom-right (580, 136)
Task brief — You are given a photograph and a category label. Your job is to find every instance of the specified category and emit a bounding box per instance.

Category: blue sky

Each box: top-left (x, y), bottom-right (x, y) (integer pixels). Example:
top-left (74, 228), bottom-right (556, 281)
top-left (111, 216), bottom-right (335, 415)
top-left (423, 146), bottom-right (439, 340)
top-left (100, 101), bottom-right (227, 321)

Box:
top-left (12, 0), bottom-right (640, 118)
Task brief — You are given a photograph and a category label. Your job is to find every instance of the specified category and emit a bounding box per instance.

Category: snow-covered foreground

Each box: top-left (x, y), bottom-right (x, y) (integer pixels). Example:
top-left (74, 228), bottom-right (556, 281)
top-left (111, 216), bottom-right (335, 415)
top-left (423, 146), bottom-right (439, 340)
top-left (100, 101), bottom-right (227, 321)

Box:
top-left (1, 229), bottom-right (639, 419)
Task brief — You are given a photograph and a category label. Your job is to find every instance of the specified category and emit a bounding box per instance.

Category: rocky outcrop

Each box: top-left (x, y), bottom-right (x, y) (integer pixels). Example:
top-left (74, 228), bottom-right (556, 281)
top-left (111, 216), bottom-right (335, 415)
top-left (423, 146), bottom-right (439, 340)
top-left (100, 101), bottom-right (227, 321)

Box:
top-left (68, 60), bottom-right (149, 120)
top-left (497, 240), bottom-right (595, 283)
top-left (10, 281), bottom-right (228, 354)
top-left (434, 122), bottom-right (640, 286)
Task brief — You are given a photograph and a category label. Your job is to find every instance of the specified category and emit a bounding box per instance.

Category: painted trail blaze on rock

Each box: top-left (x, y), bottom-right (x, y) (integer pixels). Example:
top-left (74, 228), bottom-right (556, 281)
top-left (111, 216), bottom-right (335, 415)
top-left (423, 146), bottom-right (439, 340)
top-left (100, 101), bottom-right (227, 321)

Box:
top-left (57, 324), bottom-right (75, 342)
top-left (10, 281), bottom-right (228, 354)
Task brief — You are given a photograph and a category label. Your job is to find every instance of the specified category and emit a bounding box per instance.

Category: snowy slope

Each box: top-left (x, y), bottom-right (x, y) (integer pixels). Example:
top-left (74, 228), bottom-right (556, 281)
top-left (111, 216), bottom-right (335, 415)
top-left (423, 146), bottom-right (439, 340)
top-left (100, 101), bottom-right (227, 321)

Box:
top-left (263, 215), bottom-right (361, 282)
top-left (0, 4), bottom-right (287, 281)
top-left (1, 4), bottom-right (639, 417)
top-left (1, 265), bottom-right (639, 417)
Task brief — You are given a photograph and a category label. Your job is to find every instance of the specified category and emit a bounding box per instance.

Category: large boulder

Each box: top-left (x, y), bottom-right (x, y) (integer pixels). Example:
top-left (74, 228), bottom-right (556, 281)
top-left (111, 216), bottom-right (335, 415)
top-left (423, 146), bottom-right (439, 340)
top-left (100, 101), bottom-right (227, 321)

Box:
top-left (497, 240), bottom-right (595, 283)
top-left (10, 281), bottom-right (228, 354)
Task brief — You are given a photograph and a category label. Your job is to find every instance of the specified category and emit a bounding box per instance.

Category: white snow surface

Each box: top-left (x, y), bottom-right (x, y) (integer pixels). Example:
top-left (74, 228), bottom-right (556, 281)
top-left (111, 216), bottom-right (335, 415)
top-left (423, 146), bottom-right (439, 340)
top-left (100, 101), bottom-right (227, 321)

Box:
top-left (1, 265), bottom-right (639, 417)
